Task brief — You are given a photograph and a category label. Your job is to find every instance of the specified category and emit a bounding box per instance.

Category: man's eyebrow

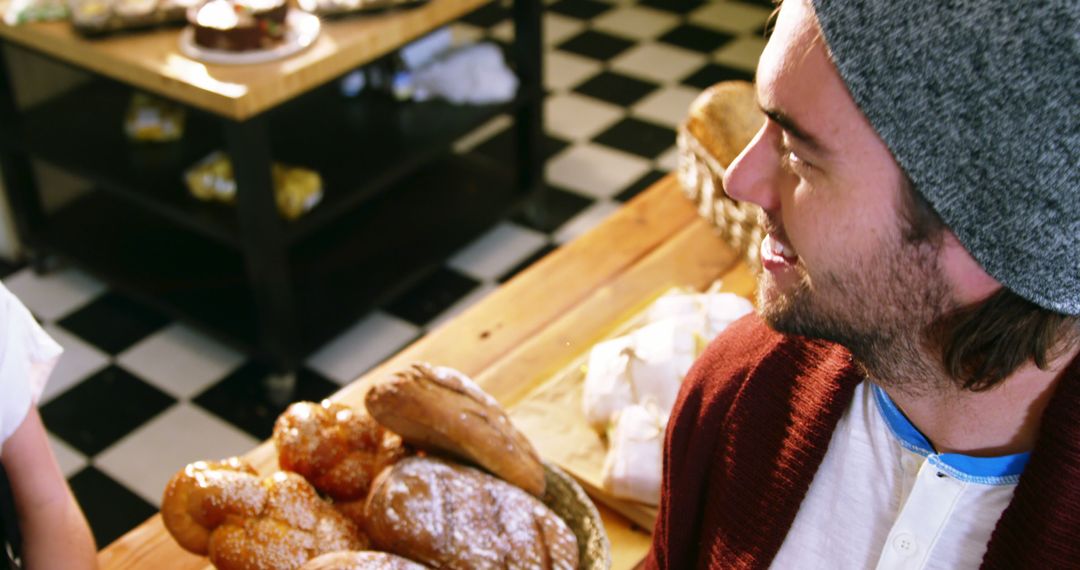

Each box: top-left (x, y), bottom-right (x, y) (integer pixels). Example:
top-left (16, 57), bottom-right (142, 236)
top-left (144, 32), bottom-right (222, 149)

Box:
top-left (759, 105), bottom-right (829, 157)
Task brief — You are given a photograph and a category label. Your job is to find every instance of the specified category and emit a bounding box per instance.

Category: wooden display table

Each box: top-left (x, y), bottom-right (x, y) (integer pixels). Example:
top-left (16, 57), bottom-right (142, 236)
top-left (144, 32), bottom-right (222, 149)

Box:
top-left (0, 0), bottom-right (544, 374)
top-left (97, 174), bottom-right (756, 569)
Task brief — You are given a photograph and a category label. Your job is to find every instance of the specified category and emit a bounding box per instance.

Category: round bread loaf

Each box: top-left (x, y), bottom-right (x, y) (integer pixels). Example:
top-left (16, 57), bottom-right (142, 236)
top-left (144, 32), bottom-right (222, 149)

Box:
top-left (364, 456), bottom-right (579, 570)
top-left (365, 363), bottom-right (546, 497)
top-left (299, 551), bottom-right (431, 570)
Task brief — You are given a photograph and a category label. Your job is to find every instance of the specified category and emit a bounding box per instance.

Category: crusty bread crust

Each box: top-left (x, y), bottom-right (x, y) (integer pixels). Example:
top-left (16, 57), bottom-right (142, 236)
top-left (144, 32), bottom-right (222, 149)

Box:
top-left (365, 363), bottom-right (546, 497)
top-left (364, 457), bottom-right (578, 570)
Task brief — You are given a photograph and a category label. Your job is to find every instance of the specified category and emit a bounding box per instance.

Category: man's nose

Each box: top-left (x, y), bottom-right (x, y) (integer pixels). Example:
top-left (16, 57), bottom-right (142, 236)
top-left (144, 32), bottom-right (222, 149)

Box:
top-left (722, 124), bottom-right (785, 212)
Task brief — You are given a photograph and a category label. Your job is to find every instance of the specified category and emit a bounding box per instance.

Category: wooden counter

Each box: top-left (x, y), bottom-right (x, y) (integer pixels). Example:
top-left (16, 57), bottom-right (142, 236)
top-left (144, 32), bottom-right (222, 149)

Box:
top-left (98, 174), bottom-right (754, 569)
top-left (0, 0), bottom-right (488, 119)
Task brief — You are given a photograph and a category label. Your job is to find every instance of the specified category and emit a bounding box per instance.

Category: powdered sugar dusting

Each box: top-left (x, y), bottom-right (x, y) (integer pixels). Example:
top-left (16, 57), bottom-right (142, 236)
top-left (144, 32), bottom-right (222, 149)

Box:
top-left (365, 457), bottom-right (578, 569)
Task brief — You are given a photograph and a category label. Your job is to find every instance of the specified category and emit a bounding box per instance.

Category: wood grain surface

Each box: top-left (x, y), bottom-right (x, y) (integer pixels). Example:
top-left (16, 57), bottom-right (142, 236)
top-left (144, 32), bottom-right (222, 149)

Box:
top-left (0, 0), bottom-right (488, 118)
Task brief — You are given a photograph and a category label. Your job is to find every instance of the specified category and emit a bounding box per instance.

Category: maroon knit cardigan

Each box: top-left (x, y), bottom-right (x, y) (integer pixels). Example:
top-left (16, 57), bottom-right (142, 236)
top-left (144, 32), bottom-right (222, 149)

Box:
top-left (643, 314), bottom-right (1080, 569)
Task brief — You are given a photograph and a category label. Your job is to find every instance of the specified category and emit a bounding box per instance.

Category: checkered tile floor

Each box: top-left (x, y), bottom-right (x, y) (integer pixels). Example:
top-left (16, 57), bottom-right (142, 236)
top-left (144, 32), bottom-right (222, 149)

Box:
top-left (1, 0), bottom-right (769, 549)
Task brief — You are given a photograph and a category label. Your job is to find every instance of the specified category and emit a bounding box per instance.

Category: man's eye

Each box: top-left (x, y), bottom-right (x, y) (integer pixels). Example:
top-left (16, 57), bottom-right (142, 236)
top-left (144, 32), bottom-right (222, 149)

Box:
top-left (777, 139), bottom-right (809, 173)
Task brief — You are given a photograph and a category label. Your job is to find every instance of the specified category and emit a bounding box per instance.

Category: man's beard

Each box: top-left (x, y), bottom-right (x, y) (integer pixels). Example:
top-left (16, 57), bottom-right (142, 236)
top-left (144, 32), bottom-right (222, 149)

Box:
top-left (759, 231), bottom-right (955, 396)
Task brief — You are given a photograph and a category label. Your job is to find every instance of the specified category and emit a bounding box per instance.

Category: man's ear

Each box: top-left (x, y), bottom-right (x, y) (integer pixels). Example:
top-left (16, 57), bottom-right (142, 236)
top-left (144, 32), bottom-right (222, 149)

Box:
top-left (939, 230), bottom-right (1002, 306)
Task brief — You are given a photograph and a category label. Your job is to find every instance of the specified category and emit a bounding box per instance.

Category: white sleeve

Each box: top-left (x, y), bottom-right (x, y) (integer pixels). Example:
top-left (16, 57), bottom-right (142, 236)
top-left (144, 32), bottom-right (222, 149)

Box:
top-left (0, 280), bottom-right (63, 452)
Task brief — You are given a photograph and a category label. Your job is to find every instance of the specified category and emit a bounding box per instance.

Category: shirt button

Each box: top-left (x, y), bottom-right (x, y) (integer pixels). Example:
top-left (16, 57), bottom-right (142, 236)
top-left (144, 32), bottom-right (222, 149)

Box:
top-left (892, 532), bottom-right (919, 556)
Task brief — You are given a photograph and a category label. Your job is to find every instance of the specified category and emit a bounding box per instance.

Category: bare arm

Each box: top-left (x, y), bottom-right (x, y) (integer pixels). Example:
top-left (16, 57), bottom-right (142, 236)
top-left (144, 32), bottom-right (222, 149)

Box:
top-left (1, 407), bottom-right (97, 570)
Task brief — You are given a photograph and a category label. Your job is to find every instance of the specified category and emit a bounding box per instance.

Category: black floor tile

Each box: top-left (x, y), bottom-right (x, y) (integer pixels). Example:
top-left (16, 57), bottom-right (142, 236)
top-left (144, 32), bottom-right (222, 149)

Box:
top-left (658, 23), bottom-right (735, 53)
top-left (471, 128), bottom-right (570, 167)
top-left (547, 0), bottom-right (612, 20)
top-left (681, 62), bottom-right (755, 89)
top-left (592, 117), bottom-right (676, 159)
top-left (68, 466), bottom-right (157, 549)
top-left (556, 30), bottom-right (635, 61)
top-left (41, 365), bottom-right (176, 456)
top-left (615, 169), bottom-right (668, 203)
top-left (384, 267), bottom-right (481, 327)
top-left (56, 292), bottom-right (169, 355)
top-left (512, 185), bottom-right (595, 234)
top-left (460, 1), bottom-right (510, 27)
top-left (194, 363), bottom-right (339, 440)
top-left (497, 243), bottom-right (559, 283)
top-left (573, 71), bottom-right (660, 107)
top-left (638, 0), bottom-right (704, 14)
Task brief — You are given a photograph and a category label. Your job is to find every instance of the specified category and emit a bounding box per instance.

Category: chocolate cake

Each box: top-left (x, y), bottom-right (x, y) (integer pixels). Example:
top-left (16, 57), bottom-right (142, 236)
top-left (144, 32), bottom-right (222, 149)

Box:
top-left (189, 0), bottom-right (287, 52)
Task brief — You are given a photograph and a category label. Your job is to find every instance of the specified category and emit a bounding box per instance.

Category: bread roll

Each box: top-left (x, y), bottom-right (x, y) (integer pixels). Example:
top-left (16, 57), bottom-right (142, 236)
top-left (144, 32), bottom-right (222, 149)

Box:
top-left (161, 458), bottom-right (367, 570)
top-left (274, 399), bottom-right (407, 502)
top-left (299, 551), bottom-right (431, 570)
top-left (364, 456), bottom-right (578, 570)
top-left (684, 81), bottom-right (763, 168)
top-left (365, 363), bottom-right (545, 497)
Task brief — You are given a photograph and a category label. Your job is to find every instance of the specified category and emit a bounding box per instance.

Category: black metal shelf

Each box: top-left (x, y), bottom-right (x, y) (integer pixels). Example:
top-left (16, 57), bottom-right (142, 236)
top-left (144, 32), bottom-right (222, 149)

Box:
top-left (0, 76), bottom-right (525, 250)
top-left (34, 154), bottom-right (517, 360)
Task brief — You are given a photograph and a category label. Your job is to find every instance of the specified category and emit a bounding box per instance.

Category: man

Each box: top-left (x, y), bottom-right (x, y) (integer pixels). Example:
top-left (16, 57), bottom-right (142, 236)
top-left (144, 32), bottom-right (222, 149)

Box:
top-left (643, 0), bottom-right (1078, 568)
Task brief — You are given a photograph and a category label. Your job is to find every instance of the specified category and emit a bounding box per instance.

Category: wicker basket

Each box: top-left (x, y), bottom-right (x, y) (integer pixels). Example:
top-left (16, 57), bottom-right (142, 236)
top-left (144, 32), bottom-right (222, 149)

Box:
top-left (676, 81), bottom-right (765, 269)
top-left (543, 462), bottom-right (612, 569)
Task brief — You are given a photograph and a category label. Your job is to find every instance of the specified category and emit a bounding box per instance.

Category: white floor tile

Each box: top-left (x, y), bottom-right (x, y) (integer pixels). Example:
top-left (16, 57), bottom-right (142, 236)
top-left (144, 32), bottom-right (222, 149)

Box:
top-left (117, 323), bottom-right (245, 400)
top-left (591, 5), bottom-right (680, 40)
top-left (48, 432), bottom-right (87, 478)
top-left (544, 13), bottom-right (588, 46)
top-left (448, 222), bottom-right (548, 281)
top-left (94, 403), bottom-right (260, 507)
top-left (4, 267), bottom-right (105, 321)
top-left (546, 143), bottom-right (651, 199)
top-left (553, 200), bottom-right (623, 244)
top-left (545, 92), bottom-right (626, 141)
top-left (690, 1), bottom-right (773, 34)
top-left (453, 114), bottom-right (513, 154)
top-left (713, 35), bottom-right (768, 72)
top-left (306, 311), bottom-right (420, 385)
top-left (656, 145), bottom-right (680, 172)
top-left (544, 50), bottom-right (603, 92)
top-left (40, 324), bottom-right (109, 403)
top-left (631, 84), bottom-right (701, 128)
top-left (425, 283), bottom-right (499, 332)
top-left (611, 42), bottom-right (708, 84)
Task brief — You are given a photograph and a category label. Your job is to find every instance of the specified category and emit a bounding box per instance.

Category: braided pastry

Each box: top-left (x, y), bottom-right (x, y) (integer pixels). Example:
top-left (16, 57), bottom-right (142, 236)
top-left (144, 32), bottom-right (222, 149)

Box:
top-left (273, 400), bottom-right (408, 503)
top-left (161, 457), bottom-right (367, 570)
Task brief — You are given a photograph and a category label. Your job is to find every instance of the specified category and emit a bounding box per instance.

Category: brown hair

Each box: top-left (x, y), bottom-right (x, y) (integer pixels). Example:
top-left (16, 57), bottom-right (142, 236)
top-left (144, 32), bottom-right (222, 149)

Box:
top-left (900, 176), bottom-right (1080, 390)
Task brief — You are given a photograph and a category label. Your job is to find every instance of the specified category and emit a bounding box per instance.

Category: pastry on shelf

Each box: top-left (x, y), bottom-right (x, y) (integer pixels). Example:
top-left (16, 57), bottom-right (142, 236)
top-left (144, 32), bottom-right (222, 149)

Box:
top-left (365, 362), bottom-right (547, 497)
top-left (183, 151), bottom-right (324, 220)
top-left (160, 457), bottom-right (367, 570)
top-left (124, 92), bottom-right (186, 143)
top-left (364, 456), bottom-right (578, 570)
top-left (294, 0), bottom-right (422, 18)
top-left (68, 0), bottom-right (200, 34)
top-left (188, 0), bottom-right (287, 52)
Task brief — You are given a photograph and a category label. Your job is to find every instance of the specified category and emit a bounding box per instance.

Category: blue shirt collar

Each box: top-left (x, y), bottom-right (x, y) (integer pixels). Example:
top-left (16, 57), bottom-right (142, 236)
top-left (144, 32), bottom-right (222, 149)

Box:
top-left (871, 383), bottom-right (1029, 485)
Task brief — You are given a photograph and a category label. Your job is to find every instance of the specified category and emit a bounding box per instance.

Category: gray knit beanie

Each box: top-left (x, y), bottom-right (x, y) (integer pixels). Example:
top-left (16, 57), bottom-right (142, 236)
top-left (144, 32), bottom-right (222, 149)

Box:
top-left (810, 0), bottom-right (1079, 315)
